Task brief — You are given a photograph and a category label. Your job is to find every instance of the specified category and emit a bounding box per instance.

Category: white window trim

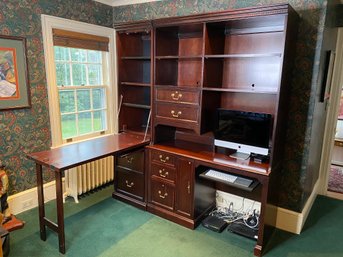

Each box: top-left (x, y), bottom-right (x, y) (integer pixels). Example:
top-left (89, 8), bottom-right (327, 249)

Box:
top-left (41, 15), bottom-right (118, 148)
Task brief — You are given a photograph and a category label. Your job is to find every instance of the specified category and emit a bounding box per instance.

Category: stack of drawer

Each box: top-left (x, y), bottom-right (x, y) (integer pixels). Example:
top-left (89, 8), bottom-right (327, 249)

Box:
top-left (115, 148), bottom-right (145, 207)
top-left (155, 87), bottom-right (200, 132)
top-left (149, 149), bottom-right (177, 210)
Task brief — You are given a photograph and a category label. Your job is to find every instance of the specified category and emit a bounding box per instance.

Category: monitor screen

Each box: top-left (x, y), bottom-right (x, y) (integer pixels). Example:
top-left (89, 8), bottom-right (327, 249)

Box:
top-left (214, 109), bottom-right (272, 150)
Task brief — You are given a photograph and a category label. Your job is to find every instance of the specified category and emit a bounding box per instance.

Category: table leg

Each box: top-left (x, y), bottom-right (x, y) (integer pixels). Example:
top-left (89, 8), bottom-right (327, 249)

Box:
top-left (36, 163), bottom-right (46, 241)
top-left (55, 171), bottom-right (65, 254)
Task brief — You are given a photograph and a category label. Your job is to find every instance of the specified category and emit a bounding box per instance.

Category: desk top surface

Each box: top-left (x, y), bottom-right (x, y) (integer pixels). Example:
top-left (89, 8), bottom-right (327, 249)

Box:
top-left (27, 133), bottom-right (149, 171)
top-left (147, 140), bottom-right (270, 177)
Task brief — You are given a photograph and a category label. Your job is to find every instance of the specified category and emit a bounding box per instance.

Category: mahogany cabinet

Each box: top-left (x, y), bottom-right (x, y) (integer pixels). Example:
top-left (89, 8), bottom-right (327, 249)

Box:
top-left (147, 147), bottom-right (215, 228)
top-left (113, 147), bottom-right (147, 209)
top-left (114, 4), bottom-right (298, 256)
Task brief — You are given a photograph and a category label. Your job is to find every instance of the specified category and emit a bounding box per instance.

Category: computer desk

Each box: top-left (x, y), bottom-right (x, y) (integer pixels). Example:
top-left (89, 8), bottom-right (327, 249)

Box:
top-left (27, 132), bottom-right (149, 254)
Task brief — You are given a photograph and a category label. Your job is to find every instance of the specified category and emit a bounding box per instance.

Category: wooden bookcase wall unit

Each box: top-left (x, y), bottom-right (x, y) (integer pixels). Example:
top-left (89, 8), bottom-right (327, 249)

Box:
top-left (116, 21), bottom-right (153, 136)
top-left (113, 21), bottom-right (153, 209)
top-left (113, 4), bottom-right (298, 256)
top-left (148, 4), bottom-right (298, 257)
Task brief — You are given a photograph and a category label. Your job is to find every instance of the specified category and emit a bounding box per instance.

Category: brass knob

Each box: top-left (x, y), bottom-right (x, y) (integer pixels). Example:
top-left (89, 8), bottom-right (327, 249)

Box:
top-left (158, 190), bottom-right (168, 199)
top-left (171, 110), bottom-right (182, 118)
top-left (126, 156), bottom-right (134, 163)
top-left (159, 155), bottom-right (169, 163)
top-left (159, 169), bottom-right (169, 178)
top-left (125, 180), bottom-right (134, 188)
top-left (171, 91), bottom-right (183, 100)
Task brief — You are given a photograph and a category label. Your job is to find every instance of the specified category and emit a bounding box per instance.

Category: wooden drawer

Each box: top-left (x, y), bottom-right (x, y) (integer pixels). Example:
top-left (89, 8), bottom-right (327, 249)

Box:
top-left (117, 149), bottom-right (144, 173)
top-left (155, 103), bottom-right (198, 122)
top-left (151, 150), bottom-right (176, 167)
top-left (151, 163), bottom-right (176, 183)
top-left (116, 168), bottom-right (144, 200)
top-left (150, 180), bottom-right (175, 210)
top-left (156, 87), bottom-right (200, 105)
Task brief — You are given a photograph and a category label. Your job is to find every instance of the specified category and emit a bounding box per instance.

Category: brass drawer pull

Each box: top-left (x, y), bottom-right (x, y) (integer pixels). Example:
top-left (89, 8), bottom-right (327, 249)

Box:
top-left (171, 110), bottom-right (182, 118)
top-left (126, 156), bottom-right (134, 163)
top-left (187, 181), bottom-right (191, 194)
top-left (159, 169), bottom-right (169, 178)
top-left (158, 190), bottom-right (168, 199)
top-left (125, 180), bottom-right (134, 188)
top-left (171, 91), bottom-right (183, 101)
top-left (159, 155), bottom-right (169, 163)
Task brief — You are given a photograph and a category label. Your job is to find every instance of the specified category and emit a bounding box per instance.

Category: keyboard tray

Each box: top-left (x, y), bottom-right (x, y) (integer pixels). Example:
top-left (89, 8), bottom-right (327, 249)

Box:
top-left (199, 170), bottom-right (259, 192)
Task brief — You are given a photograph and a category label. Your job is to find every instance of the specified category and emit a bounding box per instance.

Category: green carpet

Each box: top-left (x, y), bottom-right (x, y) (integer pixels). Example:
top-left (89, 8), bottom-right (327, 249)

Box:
top-left (8, 187), bottom-right (343, 257)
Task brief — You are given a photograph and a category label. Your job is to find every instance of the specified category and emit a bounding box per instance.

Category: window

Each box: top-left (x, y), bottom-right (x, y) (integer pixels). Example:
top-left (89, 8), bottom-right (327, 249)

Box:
top-left (41, 15), bottom-right (116, 147)
top-left (54, 46), bottom-right (108, 140)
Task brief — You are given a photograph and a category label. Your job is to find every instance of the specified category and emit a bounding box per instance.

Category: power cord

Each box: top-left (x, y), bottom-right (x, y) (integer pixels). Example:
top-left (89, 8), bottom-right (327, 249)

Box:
top-left (211, 198), bottom-right (259, 230)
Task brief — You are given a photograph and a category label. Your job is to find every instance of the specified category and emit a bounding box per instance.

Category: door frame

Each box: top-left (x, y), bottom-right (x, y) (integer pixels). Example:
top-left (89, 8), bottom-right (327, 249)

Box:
top-left (319, 28), bottom-right (343, 195)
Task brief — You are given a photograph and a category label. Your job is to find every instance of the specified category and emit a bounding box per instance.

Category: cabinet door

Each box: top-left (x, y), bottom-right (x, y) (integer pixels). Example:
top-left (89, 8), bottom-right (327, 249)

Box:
top-left (175, 158), bottom-right (194, 217)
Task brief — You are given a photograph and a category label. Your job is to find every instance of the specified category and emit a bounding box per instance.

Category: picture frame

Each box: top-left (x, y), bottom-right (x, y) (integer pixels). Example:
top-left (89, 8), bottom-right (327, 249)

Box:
top-left (0, 35), bottom-right (30, 110)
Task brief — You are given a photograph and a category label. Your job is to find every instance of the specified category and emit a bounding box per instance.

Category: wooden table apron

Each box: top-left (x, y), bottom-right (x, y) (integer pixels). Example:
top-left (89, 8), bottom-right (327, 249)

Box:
top-left (27, 133), bottom-right (149, 254)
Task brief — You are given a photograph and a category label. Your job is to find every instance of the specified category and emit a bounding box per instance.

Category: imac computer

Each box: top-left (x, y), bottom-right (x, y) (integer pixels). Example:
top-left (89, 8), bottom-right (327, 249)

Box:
top-left (214, 109), bottom-right (272, 160)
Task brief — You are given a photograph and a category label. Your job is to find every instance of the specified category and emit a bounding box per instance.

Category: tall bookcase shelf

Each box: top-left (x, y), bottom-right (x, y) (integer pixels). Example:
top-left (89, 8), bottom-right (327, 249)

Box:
top-left (116, 23), bottom-right (152, 135)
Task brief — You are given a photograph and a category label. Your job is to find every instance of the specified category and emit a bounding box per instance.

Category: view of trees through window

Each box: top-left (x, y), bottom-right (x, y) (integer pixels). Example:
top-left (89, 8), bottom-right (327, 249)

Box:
top-left (54, 46), bottom-right (107, 139)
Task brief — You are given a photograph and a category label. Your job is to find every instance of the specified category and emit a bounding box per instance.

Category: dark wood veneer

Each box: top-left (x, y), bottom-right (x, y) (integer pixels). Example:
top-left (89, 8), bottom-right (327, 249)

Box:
top-left (114, 4), bottom-right (299, 257)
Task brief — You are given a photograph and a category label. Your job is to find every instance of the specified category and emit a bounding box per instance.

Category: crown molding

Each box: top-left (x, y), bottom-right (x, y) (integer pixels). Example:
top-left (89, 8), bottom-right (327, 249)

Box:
top-left (94, 0), bottom-right (162, 7)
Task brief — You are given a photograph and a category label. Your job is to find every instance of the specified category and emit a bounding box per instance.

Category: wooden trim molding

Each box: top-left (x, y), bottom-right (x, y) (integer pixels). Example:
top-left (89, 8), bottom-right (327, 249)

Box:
top-left (265, 179), bottom-right (320, 234)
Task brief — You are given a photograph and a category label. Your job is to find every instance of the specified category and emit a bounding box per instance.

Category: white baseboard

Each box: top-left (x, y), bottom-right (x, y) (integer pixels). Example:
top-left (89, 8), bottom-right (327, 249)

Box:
top-left (265, 179), bottom-right (320, 234)
top-left (8, 180), bottom-right (63, 215)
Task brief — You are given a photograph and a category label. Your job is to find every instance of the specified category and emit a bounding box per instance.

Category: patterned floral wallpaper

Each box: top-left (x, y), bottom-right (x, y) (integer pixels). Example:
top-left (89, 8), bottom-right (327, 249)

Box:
top-left (113, 0), bottom-right (329, 212)
top-left (0, 0), bottom-right (112, 195)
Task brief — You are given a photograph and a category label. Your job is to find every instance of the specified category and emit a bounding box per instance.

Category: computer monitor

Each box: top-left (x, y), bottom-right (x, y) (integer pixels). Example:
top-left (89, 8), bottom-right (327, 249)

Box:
top-left (214, 109), bottom-right (272, 160)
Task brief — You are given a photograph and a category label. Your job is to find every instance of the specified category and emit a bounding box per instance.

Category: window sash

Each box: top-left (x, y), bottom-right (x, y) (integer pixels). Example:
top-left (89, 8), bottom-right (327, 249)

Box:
top-left (58, 86), bottom-right (107, 140)
top-left (55, 47), bottom-right (104, 86)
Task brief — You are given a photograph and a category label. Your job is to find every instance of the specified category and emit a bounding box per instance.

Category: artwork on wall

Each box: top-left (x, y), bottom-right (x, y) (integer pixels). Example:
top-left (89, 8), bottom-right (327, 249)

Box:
top-left (0, 35), bottom-right (30, 110)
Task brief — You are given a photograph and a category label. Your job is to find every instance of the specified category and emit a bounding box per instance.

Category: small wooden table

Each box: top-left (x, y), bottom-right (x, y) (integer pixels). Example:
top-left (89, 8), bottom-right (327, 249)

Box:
top-left (27, 132), bottom-right (149, 254)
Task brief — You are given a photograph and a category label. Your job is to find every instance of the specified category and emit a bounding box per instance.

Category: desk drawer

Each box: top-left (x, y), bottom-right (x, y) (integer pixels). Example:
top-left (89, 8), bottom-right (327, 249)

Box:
top-left (117, 149), bottom-right (144, 173)
top-left (156, 87), bottom-right (200, 105)
top-left (116, 168), bottom-right (144, 200)
top-left (150, 180), bottom-right (175, 210)
top-left (151, 163), bottom-right (176, 184)
top-left (155, 103), bottom-right (199, 123)
top-left (151, 150), bottom-right (176, 167)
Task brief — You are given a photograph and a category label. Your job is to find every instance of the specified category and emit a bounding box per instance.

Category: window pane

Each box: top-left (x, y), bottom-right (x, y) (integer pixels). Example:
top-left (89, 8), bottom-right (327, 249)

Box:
top-left (59, 90), bottom-right (75, 113)
top-left (94, 110), bottom-right (106, 131)
top-left (88, 50), bottom-right (102, 63)
top-left (54, 47), bottom-right (69, 61)
top-left (88, 64), bottom-right (102, 85)
top-left (72, 63), bottom-right (87, 86)
top-left (71, 48), bottom-right (87, 62)
top-left (77, 89), bottom-right (91, 111)
top-left (78, 112), bottom-right (92, 135)
top-left (61, 114), bottom-right (77, 139)
top-left (92, 88), bottom-right (105, 109)
top-left (55, 63), bottom-right (71, 86)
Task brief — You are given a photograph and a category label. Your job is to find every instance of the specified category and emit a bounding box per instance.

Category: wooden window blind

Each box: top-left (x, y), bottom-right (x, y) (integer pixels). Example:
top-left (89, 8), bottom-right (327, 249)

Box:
top-left (52, 29), bottom-right (109, 51)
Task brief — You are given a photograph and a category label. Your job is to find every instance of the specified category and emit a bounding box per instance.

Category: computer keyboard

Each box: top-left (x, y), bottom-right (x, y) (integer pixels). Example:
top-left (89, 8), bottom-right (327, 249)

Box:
top-left (234, 177), bottom-right (253, 187)
top-left (204, 169), bottom-right (253, 188)
top-left (205, 169), bottom-right (237, 183)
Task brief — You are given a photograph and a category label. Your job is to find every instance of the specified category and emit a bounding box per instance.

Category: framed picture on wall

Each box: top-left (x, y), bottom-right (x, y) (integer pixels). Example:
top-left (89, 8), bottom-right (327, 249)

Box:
top-left (0, 35), bottom-right (30, 110)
